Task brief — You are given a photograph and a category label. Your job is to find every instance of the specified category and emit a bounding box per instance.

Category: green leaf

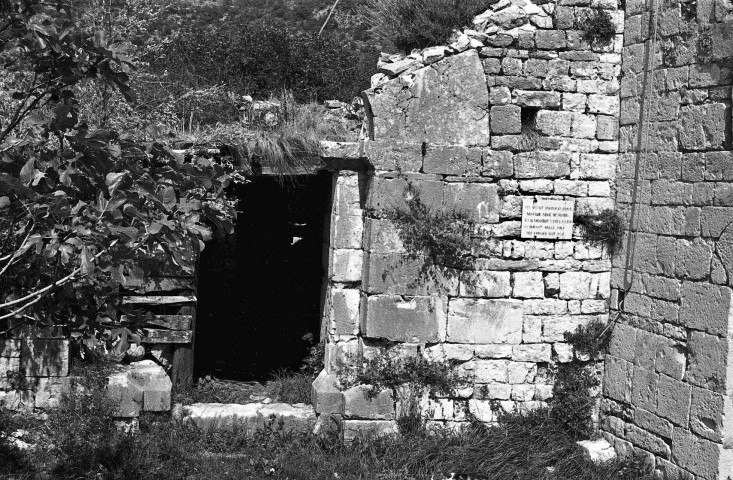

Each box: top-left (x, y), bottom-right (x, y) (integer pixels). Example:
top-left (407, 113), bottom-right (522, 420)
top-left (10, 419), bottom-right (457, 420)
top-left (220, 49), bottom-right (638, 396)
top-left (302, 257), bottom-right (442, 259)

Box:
top-left (105, 171), bottom-right (128, 195)
top-left (80, 246), bottom-right (93, 275)
top-left (161, 186), bottom-right (176, 208)
top-left (0, 196), bottom-right (9, 209)
top-left (19, 157), bottom-right (35, 184)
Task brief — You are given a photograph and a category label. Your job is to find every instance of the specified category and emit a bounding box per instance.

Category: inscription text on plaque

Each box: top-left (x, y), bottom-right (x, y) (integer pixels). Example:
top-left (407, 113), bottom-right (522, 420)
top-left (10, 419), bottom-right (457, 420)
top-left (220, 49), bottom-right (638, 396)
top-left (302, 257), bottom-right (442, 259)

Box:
top-left (520, 198), bottom-right (574, 239)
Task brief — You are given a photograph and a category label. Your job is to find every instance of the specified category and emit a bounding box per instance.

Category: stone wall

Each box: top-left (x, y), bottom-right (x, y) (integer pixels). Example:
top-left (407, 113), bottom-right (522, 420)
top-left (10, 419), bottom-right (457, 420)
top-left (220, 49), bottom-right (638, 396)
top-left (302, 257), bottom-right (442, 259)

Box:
top-left (317, 0), bottom-right (624, 438)
top-left (0, 336), bottom-right (70, 411)
top-left (600, 0), bottom-right (733, 477)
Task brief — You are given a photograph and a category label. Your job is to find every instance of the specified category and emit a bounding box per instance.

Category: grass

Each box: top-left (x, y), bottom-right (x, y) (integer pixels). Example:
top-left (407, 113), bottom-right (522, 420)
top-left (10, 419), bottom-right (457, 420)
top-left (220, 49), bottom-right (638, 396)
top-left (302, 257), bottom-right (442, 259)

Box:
top-left (181, 91), bottom-right (352, 178)
top-left (1, 400), bottom-right (656, 480)
top-left (266, 369), bottom-right (314, 404)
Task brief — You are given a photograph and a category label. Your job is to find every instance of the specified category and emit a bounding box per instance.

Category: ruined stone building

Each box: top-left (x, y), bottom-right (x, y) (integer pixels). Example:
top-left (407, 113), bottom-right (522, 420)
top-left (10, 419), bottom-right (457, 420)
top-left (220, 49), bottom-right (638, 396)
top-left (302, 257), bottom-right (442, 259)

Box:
top-left (2, 0), bottom-right (732, 478)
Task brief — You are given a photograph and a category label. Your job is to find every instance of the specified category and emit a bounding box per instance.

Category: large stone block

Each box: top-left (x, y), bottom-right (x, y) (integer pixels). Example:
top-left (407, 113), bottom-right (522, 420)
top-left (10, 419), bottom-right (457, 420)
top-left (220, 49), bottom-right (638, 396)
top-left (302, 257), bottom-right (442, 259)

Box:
top-left (460, 359), bottom-right (510, 383)
top-left (447, 299), bottom-right (522, 344)
top-left (365, 218), bottom-right (405, 254)
top-left (363, 141), bottom-right (422, 172)
top-left (512, 272), bottom-right (544, 298)
top-left (672, 427), bottom-right (727, 480)
top-left (332, 214), bottom-right (363, 250)
top-left (631, 366), bottom-right (658, 412)
top-left (513, 90), bottom-right (562, 108)
top-left (687, 330), bottom-right (730, 394)
top-left (514, 152), bottom-right (572, 178)
top-left (536, 111), bottom-right (572, 136)
top-left (483, 149), bottom-right (514, 178)
top-left (422, 145), bottom-right (481, 176)
top-left (331, 249), bottom-right (363, 283)
top-left (343, 420), bottom-right (397, 442)
top-left (35, 377), bottom-right (73, 409)
top-left (367, 174), bottom-right (443, 212)
top-left (362, 295), bottom-right (446, 343)
top-left (490, 105), bottom-right (521, 134)
top-left (312, 370), bottom-right (344, 414)
top-left (679, 282), bottom-right (731, 336)
top-left (458, 270), bottom-right (511, 298)
top-left (342, 385), bottom-right (393, 420)
top-left (21, 339), bottom-right (69, 377)
top-left (0, 356), bottom-right (20, 377)
top-left (365, 254), bottom-right (459, 296)
top-left (0, 340), bottom-right (21, 357)
top-left (656, 374), bottom-right (691, 426)
top-left (364, 51), bottom-right (490, 146)
top-left (331, 288), bottom-right (360, 335)
top-left (579, 154), bottom-right (618, 180)
top-left (689, 386), bottom-right (726, 443)
top-left (542, 315), bottom-right (595, 342)
top-left (559, 272), bottom-right (593, 299)
top-left (603, 356), bottom-right (632, 403)
top-left (679, 103), bottom-right (727, 151)
top-left (512, 344), bottom-right (551, 362)
top-left (443, 182), bottom-right (500, 223)
top-left (334, 174), bottom-right (362, 216)
top-left (107, 371), bottom-right (144, 418)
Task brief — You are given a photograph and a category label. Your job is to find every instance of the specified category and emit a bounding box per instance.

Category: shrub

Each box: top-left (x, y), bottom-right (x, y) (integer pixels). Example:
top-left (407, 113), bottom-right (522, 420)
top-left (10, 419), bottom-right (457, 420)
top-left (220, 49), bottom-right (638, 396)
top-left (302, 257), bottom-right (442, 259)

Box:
top-left (340, 353), bottom-right (463, 399)
top-left (382, 182), bottom-right (474, 268)
top-left (361, 0), bottom-right (495, 52)
top-left (550, 363), bottom-right (601, 440)
top-left (152, 22), bottom-right (376, 106)
top-left (582, 8), bottom-right (616, 47)
top-left (576, 209), bottom-right (625, 255)
top-left (564, 319), bottom-right (612, 359)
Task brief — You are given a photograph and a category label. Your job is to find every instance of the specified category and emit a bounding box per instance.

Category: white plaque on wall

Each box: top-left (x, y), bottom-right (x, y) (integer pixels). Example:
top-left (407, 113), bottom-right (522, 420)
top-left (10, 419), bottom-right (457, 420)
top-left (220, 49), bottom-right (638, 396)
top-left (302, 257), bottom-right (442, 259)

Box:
top-left (521, 198), bottom-right (574, 240)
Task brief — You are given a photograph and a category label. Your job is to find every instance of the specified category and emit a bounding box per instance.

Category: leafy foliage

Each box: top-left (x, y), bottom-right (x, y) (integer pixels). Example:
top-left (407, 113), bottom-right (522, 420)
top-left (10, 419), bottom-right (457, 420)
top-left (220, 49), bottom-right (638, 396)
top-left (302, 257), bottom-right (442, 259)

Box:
top-left (0, 0), bottom-right (236, 336)
top-left (576, 209), bottom-right (624, 255)
top-left (564, 319), bottom-right (612, 360)
top-left (581, 8), bottom-right (616, 47)
top-left (383, 182), bottom-right (474, 268)
top-left (550, 320), bottom-right (612, 440)
top-left (551, 363), bottom-right (601, 440)
top-left (151, 21), bottom-right (376, 107)
top-left (361, 0), bottom-right (494, 52)
top-left (340, 352), bottom-right (463, 400)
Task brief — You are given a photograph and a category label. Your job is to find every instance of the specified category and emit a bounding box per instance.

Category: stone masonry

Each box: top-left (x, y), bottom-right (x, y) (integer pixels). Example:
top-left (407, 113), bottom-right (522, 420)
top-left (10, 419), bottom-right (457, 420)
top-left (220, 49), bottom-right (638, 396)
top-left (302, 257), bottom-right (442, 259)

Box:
top-left (317, 0), bottom-right (624, 440)
top-left (600, 0), bottom-right (733, 479)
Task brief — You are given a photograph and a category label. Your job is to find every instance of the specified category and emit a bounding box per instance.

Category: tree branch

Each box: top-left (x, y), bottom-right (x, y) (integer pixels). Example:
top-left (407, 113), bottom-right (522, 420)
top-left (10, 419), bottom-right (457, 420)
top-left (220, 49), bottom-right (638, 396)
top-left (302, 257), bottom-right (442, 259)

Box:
top-left (0, 249), bottom-right (106, 311)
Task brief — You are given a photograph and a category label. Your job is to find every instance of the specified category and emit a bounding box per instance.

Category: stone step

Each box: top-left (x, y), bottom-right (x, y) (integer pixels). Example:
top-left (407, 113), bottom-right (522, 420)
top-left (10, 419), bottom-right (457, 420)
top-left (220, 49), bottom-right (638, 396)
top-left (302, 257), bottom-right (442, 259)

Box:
top-left (182, 402), bottom-right (316, 433)
top-left (107, 360), bottom-right (172, 417)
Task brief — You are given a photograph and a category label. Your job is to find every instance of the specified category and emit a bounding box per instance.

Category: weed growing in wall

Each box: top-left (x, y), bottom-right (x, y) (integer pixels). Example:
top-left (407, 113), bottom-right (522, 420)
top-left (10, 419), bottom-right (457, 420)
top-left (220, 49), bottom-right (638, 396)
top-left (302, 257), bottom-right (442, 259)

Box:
top-left (341, 353), bottom-right (462, 399)
top-left (696, 24), bottom-right (715, 64)
top-left (576, 209), bottom-right (625, 255)
top-left (519, 107), bottom-right (541, 151)
top-left (339, 352), bottom-right (467, 435)
top-left (383, 182), bottom-right (475, 268)
top-left (563, 320), bottom-right (612, 360)
top-left (550, 320), bottom-right (611, 439)
top-left (582, 9), bottom-right (616, 48)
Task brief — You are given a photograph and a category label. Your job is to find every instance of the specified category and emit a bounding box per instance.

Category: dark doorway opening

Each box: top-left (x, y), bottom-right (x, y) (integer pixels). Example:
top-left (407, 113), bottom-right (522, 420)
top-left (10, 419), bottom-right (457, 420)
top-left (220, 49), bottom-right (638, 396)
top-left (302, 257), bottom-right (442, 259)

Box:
top-left (195, 174), bottom-right (332, 381)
